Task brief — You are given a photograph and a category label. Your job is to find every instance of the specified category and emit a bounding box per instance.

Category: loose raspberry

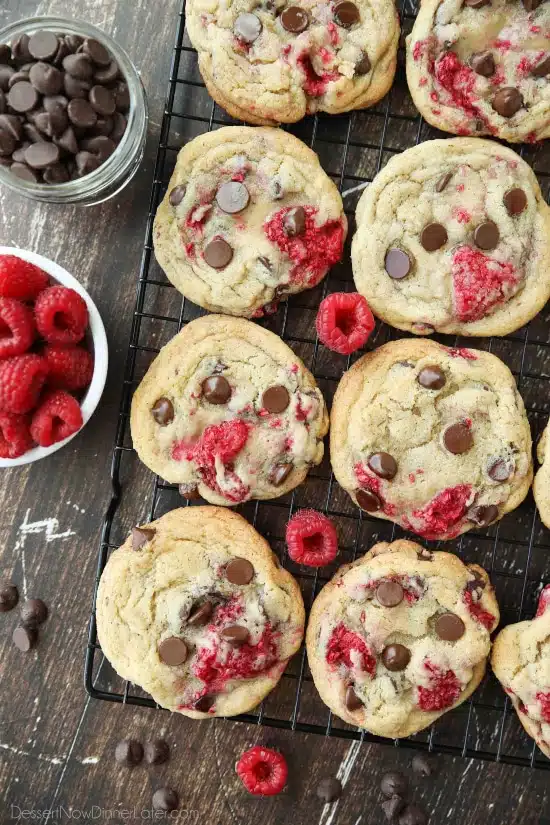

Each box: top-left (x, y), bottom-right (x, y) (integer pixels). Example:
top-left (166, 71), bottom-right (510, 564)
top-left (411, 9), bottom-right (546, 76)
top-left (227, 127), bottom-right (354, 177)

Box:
top-left (34, 286), bottom-right (88, 345)
top-left (316, 292), bottom-right (375, 355)
top-left (44, 345), bottom-right (94, 391)
top-left (286, 509), bottom-right (338, 567)
top-left (236, 746), bottom-right (288, 796)
top-left (0, 255), bottom-right (49, 300)
top-left (0, 412), bottom-right (34, 458)
top-left (0, 354), bottom-right (49, 414)
top-left (417, 662), bottom-right (461, 711)
top-left (326, 623), bottom-right (376, 676)
top-left (30, 390), bottom-right (83, 447)
top-left (0, 297), bottom-right (36, 358)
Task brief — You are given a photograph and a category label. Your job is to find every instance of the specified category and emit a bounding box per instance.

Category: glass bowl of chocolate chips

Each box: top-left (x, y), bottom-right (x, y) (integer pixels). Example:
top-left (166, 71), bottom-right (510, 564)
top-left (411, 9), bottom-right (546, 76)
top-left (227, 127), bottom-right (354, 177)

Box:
top-left (0, 17), bottom-right (148, 205)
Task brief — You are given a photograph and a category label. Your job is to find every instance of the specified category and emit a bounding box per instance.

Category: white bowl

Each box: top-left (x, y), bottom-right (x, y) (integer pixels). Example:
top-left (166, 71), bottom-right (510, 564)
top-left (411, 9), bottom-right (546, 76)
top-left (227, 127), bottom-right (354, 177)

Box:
top-left (0, 246), bottom-right (108, 467)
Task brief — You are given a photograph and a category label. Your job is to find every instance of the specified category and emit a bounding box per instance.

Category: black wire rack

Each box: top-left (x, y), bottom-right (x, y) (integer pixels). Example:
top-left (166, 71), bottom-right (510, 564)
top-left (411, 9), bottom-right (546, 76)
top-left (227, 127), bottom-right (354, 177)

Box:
top-left (85, 0), bottom-right (550, 770)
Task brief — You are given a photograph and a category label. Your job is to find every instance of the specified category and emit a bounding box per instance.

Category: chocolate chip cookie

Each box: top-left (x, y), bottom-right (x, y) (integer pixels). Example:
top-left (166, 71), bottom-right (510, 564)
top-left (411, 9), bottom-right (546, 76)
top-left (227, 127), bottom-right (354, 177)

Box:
top-left (352, 138), bottom-right (550, 337)
top-left (306, 539), bottom-right (499, 737)
top-left (96, 507), bottom-right (305, 717)
top-left (492, 584), bottom-right (550, 758)
top-left (533, 421), bottom-right (550, 529)
top-left (407, 0), bottom-right (550, 142)
top-left (130, 314), bottom-right (328, 504)
top-left (186, 0), bottom-right (399, 124)
top-left (153, 127), bottom-right (346, 318)
top-left (330, 338), bottom-right (532, 541)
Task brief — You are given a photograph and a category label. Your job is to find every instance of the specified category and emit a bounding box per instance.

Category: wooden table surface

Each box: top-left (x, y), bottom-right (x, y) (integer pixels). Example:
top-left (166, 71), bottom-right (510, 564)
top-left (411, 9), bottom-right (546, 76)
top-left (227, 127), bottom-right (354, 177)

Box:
top-left (1, 1), bottom-right (550, 823)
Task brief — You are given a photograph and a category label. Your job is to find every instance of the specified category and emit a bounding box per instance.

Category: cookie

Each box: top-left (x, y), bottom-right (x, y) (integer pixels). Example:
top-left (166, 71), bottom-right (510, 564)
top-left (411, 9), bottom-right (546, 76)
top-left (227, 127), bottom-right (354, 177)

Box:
top-left (96, 507), bottom-right (305, 717)
top-left (154, 127), bottom-right (347, 318)
top-left (130, 314), bottom-right (328, 504)
top-left (306, 539), bottom-right (499, 737)
top-left (492, 584), bottom-right (550, 758)
top-left (330, 338), bottom-right (533, 540)
top-left (406, 0), bottom-right (550, 143)
top-left (533, 421), bottom-right (550, 529)
top-left (352, 138), bottom-right (550, 337)
top-left (186, 0), bottom-right (399, 125)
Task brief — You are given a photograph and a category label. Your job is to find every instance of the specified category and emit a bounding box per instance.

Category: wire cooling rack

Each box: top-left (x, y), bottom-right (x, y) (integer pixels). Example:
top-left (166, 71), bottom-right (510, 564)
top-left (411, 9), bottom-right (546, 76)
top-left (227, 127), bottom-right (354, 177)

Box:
top-left (85, 0), bottom-right (550, 769)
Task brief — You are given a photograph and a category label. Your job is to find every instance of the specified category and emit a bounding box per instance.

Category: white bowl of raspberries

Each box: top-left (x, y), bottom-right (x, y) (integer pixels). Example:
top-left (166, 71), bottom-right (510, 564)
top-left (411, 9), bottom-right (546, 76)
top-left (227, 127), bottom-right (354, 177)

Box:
top-left (0, 247), bottom-right (108, 466)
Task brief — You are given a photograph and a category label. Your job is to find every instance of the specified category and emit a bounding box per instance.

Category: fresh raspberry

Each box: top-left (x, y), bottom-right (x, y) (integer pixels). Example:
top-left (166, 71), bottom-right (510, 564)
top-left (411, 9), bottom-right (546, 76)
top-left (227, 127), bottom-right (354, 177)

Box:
top-left (0, 412), bottom-right (34, 458)
top-left (286, 509), bottom-right (338, 567)
top-left (30, 390), bottom-right (83, 447)
top-left (536, 584), bottom-right (550, 617)
top-left (0, 297), bottom-right (36, 358)
top-left (44, 345), bottom-right (94, 391)
top-left (34, 286), bottom-right (88, 345)
top-left (0, 255), bottom-right (49, 300)
top-left (326, 623), bottom-right (376, 676)
top-left (417, 661), bottom-right (461, 711)
top-left (0, 354), bottom-right (49, 414)
top-left (236, 746), bottom-right (288, 796)
top-left (316, 292), bottom-right (375, 355)
top-left (536, 692), bottom-right (550, 723)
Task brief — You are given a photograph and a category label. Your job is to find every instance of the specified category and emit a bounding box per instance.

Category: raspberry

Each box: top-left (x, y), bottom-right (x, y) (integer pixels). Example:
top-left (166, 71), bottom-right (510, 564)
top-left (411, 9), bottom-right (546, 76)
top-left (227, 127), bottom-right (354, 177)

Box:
top-left (416, 662), bottom-right (461, 711)
top-left (30, 390), bottom-right (83, 447)
top-left (326, 623), bottom-right (376, 676)
top-left (44, 345), bottom-right (94, 391)
top-left (536, 692), bottom-right (550, 723)
top-left (316, 292), bottom-right (375, 355)
top-left (0, 412), bottom-right (34, 458)
top-left (0, 297), bottom-right (36, 358)
top-left (0, 255), bottom-right (49, 300)
top-left (236, 746), bottom-right (288, 796)
top-left (452, 246), bottom-right (519, 322)
top-left (34, 286), bottom-right (88, 345)
top-left (286, 509), bottom-right (338, 567)
top-left (410, 484), bottom-right (473, 540)
top-left (536, 584), bottom-right (550, 617)
top-left (462, 588), bottom-right (495, 630)
top-left (0, 354), bottom-right (49, 414)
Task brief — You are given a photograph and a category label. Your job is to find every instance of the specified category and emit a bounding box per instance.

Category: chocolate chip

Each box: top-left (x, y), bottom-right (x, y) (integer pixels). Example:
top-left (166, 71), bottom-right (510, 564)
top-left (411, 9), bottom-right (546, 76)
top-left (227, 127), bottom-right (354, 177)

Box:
top-left (65, 35), bottom-right (84, 54)
top-left (234, 12), bottom-right (263, 43)
top-left (132, 526), bottom-right (155, 551)
top-left (169, 184), bottom-right (186, 206)
top-left (20, 598), bottom-right (48, 628)
top-left (178, 483), bottom-right (200, 500)
top-left (194, 694), bottom-right (216, 712)
top-left (0, 66), bottom-right (15, 93)
top-left (226, 557), bottom-right (255, 585)
top-left (345, 684), bottom-right (363, 711)
top-left (262, 384), bottom-right (290, 413)
top-left (94, 60), bottom-right (120, 85)
top-left (64, 74), bottom-right (91, 99)
top-left (283, 206), bottom-right (306, 236)
top-left (412, 753), bottom-right (433, 776)
top-left (10, 162), bottom-right (38, 182)
top-left (281, 6), bottom-right (310, 32)
top-left (28, 32), bottom-right (59, 62)
top-left (468, 504), bottom-right (498, 527)
top-left (89, 84), bottom-right (116, 116)
top-left (221, 624), bottom-right (250, 645)
top-left (113, 81), bottom-right (130, 112)
top-left (443, 422), bottom-right (473, 454)
top-left (333, 0), bottom-right (360, 27)
top-left (0, 581), bottom-right (18, 612)
top-left (13, 625), bottom-right (37, 652)
top-left (474, 220), bottom-right (499, 250)
top-left (355, 53), bottom-right (371, 75)
top-left (398, 805), bottom-right (428, 825)
top-left (63, 53), bottom-right (93, 80)
top-left (187, 600), bottom-right (213, 626)
top-left (151, 397), bottom-right (174, 425)
top-left (152, 788), bottom-right (179, 813)
top-left (270, 463), bottom-right (293, 486)
top-left (42, 162), bottom-right (68, 183)
top-left (435, 171), bottom-right (453, 192)
top-left (0, 130), bottom-right (15, 156)
top-left (53, 39), bottom-right (69, 67)
top-left (81, 135), bottom-right (116, 162)
top-left (464, 0), bottom-right (490, 6)
top-left (8, 70), bottom-right (32, 89)
top-left (68, 97), bottom-right (97, 128)
top-left (8, 81), bottom-right (38, 112)
top-left (382, 796), bottom-right (406, 822)
top-left (55, 126), bottom-right (78, 154)
top-left (12, 34), bottom-right (32, 65)
top-left (435, 612), bottom-right (465, 641)
top-left (216, 180), bottom-right (249, 214)
top-left (0, 44), bottom-right (11, 64)
top-left (144, 739), bottom-right (170, 765)
top-left (83, 38), bottom-right (111, 67)
top-left (29, 62), bottom-right (63, 95)
top-left (503, 188), bottom-right (527, 216)
top-left (202, 375), bottom-right (231, 405)
top-left (316, 777), bottom-right (342, 803)
top-left (421, 222), bottom-right (448, 251)
top-left (356, 488), bottom-right (381, 512)
top-left (470, 50), bottom-right (495, 76)
top-left (0, 115), bottom-right (22, 141)
top-left (385, 247), bottom-right (411, 279)
top-left (523, 0), bottom-right (541, 9)
top-left (532, 54), bottom-right (550, 77)
top-left (76, 149), bottom-right (100, 176)
top-left (382, 643), bottom-right (411, 671)
top-left (368, 452), bottom-right (397, 480)
top-left (488, 457), bottom-right (512, 481)
top-left (203, 238), bottom-right (233, 269)
top-left (381, 771), bottom-right (408, 798)
top-left (158, 636), bottom-right (188, 666)
top-left (115, 739), bottom-right (143, 766)
top-left (376, 581), bottom-right (404, 607)
top-left (110, 111), bottom-right (126, 142)
top-left (417, 365), bottom-right (446, 390)
top-left (23, 123), bottom-right (42, 144)
top-left (492, 87), bottom-right (523, 118)
top-left (24, 141), bottom-right (60, 169)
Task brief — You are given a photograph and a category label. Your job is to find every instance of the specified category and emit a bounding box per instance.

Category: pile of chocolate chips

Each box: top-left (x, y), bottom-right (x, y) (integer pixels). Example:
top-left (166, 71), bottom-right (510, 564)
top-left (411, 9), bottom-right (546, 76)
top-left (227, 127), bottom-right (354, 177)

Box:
top-left (0, 580), bottom-right (49, 651)
top-left (0, 30), bottom-right (129, 184)
top-left (379, 755), bottom-right (432, 824)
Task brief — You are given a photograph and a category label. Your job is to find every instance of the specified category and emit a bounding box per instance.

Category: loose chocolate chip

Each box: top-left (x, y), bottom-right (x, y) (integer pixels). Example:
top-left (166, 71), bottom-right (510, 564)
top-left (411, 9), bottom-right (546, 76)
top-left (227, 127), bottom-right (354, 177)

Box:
top-left (43, 163), bottom-right (69, 183)
top-left (10, 163), bottom-right (38, 182)
top-left (110, 111), bottom-right (127, 142)
top-left (443, 422), bottom-right (473, 454)
top-left (382, 643), bottom-right (411, 671)
top-left (144, 739), bottom-right (170, 765)
top-left (382, 796), bottom-right (406, 822)
top-left (187, 600), bottom-right (214, 626)
top-left (435, 170), bottom-right (453, 192)
top-left (53, 39), bottom-right (69, 67)
top-left (398, 804), bottom-right (428, 825)
top-left (262, 384), bottom-right (290, 413)
top-left (474, 220), bottom-right (499, 250)
top-left (158, 636), bottom-right (188, 666)
top-left (417, 365), bottom-right (446, 390)
top-left (281, 6), bottom-right (310, 32)
top-left (468, 504), bottom-right (498, 527)
top-left (221, 624), bottom-right (250, 645)
top-left (333, 0), bottom-right (360, 27)
top-left (115, 739), bottom-right (143, 766)
top-left (64, 74), bottom-right (91, 99)
top-left (66, 35), bottom-right (84, 53)
top-left (0, 114), bottom-right (22, 141)
top-left (0, 90), bottom-right (6, 115)
top-left (8, 81), bottom-right (38, 112)
top-left (204, 238), bottom-right (233, 269)
top-left (368, 452), bottom-right (397, 480)
top-left (12, 34), bottom-right (32, 65)
top-left (216, 180), bottom-right (249, 214)
top-left (63, 53), bottom-right (93, 80)
top-left (355, 53), bottom-right (371, 75)
top-left (83, 38), bottom-right (111, 67)
top-left (55, 126), bottom-right (78, 154)
top-left (270, 463), bottom-right (293, 486)
top-left (202, 375), bottom-right (231, 405)
top-left (503, 188), bottom-right (527, 216)
top-left (23, 123), bottom-right (42, 144)
top-left (169, 184), bottom-right (186, 206)
top-left (151, 397), bottom-right (174, 426)
top-left (113, 81), bottom-right (130, 112)
top-left (532, 54), bottom-right (550, 77)
top-left (316, 777), bottom-right (342, 803)
top-left (81, 135), bottom-right (116, 162)
top-left (0, 66), bottom-right (15, 93)
top-left (179, 483), bottom-right (200, 500)
top-left (152, 788), bottom-right (179, 812)
top-left (68, 97), bottom-right (97, 128)
top-left (75, 151), bottom-right (100, 176)
top-left (470, 50), bottom-right (495, 76)
top-left (9, 70), bottom-right (31, 89)
top-left (421, 222), bottom-right (448, 251)
top-left (226, 558), bottom-right (255, 585)
top-left (464, 0), bottom-right (490, 6)
top-left (234, 12), bottom-right (263, 43)
top-left (94, 60), bottom-right (120, 85)
top-left (435, 612), bottom-right (465, 641)
top-left (385, 247), bottom-right (411, 279)
top-left (345, 684), bottom-right (363, 711)
top-left (20, 598), bottom-right (48, 628)
top-left (283, 206), bottom-right (306, 236)
top-left (24, 141), bottom-right (60, 169)
top-left (13, 625), bottom-right (37, 652)
top-left (28, 32), bottom-right (59, 62)
top-left (89, 85), bottom-right (116, 116)
top-left (412, 753), bottom-right (433, 776)
top-left (29, 62), bottom-right (63, 95)
top-left (381, 771), bottom-right (408, 798)
top-left (488, 457), bottom-right (511, 481)
top-left (34, 112), bottom-right (60, 138)
top-left (492, 87), bottom-right (523, 118)
top-left (0, 130), bottom-right (15, 156)
top-left (132, 526), bottom-right (155, 551)
top-left (356, 488), bottom-right (381, 512)
top-left (0, 44), bottom-right (11, 64)
top-left (0, 581), bottom-right (19, 612)
top-left (376, 581), bottom-right (404, 607)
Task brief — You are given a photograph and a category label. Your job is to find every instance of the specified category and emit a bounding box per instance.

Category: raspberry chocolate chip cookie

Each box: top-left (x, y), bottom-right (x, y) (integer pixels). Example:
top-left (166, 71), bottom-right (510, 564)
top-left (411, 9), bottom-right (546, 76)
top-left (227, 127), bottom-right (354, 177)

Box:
top-left (492, 584), bottom-right (550, 758)
top-left (186, 0), bottom-right (399, 125)
top-left (154, 127), bottom-right (346, 318)
top-left (306, 539), bottom-right (499, 737)
top-left (407, 0), bottom-right (550, 143)
top-left (130, 314), bottom-right (328, 504)
top-left (352, 139), bottom-right (550, 337)
top-left (533, 421), bottom-right (550, 529)
top-left (96, 507), bottom-right (305, 717)
top-left (330, 338), bottom-right (532, 541)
